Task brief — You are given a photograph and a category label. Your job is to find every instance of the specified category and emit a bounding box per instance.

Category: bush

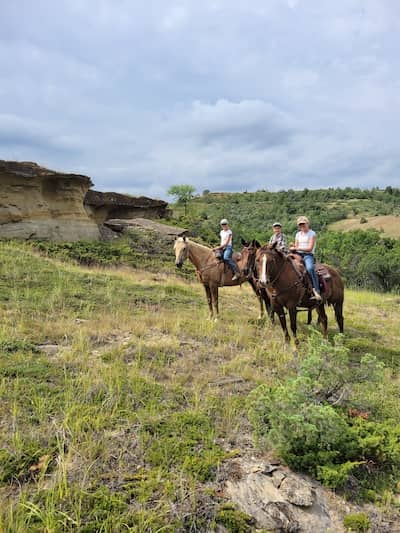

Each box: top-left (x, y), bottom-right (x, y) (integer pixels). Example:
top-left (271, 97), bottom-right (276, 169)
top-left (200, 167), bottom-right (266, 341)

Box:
top-left (343, 512), bottom-right (371, 531)
top-left (247, 333), bottom-right (400, 494)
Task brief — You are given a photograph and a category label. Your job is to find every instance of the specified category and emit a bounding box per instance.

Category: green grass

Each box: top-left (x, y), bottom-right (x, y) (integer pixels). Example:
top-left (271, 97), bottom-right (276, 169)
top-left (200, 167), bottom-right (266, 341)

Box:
top-left (0, 240), bottom-right (399, 530)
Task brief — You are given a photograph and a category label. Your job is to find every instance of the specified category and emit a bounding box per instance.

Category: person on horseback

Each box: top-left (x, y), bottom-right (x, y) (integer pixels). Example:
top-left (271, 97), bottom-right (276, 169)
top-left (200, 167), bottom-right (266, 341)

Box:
top-left (269, 222), bottom-right (287, 252)
top-left (213, 219), bottom-right (240, 281)
top-left (290, 216), bottom-right (322, 301)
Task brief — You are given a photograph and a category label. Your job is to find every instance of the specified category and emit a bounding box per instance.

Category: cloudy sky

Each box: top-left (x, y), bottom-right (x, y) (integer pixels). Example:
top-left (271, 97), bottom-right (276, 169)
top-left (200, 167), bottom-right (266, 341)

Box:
top-left (1, 0), bottom-right (400, 198)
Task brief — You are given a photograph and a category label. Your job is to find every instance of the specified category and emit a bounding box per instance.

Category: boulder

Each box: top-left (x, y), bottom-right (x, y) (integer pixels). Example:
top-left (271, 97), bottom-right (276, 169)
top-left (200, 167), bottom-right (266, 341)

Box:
top-left (0, 160), bottom-right (100, 241)
top-left (103, 218), bottom-right (187, 240)
top-left (224, 458), bottom-right (333, 532)
top-left (84, 190), bottom-right (168, 224)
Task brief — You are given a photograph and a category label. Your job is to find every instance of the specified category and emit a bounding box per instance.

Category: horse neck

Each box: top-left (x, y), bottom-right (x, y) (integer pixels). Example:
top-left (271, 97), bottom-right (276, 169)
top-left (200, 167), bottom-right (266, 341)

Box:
top-left (266, 252), bottom-right (293, 285)
top-left (187, 241), bottom-right (214, 270)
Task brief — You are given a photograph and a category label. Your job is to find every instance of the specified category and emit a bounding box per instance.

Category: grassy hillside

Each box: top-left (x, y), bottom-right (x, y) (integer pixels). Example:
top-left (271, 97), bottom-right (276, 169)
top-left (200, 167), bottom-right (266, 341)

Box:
top-left (330, 215), bottom-right (400, 238)
top-left (1, 240), bottom-right (400, 531)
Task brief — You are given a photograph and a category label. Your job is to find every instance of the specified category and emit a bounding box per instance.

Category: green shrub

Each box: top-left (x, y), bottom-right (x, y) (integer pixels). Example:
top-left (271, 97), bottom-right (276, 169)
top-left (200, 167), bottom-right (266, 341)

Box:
top-left (343, 512), bottom-right (371, 531)
top-left (214, 504), bottom-right (254, 532)
top-left (247, 333), bottom-right (400, 493)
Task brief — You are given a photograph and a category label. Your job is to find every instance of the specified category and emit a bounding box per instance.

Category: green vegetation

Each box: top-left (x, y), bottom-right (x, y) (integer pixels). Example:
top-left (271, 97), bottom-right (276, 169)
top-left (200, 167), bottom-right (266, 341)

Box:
top-left (248, 333), bottom-right (400, 496)
top-left (1, 213), bottom-right (400, 529)
top-left (168, 186), bottom-right (400, 292)
top-left (167, 184), bottom-right (196, 216)
top-left (343, 512), bottom-right (371, 532)
top-left (318, 230), bottom-right (400, 292)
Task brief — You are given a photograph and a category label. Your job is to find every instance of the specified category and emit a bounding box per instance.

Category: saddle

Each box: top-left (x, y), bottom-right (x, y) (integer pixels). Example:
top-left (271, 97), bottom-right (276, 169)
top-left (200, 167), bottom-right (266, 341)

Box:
top-left (288, 254), bottom-right (332, 300)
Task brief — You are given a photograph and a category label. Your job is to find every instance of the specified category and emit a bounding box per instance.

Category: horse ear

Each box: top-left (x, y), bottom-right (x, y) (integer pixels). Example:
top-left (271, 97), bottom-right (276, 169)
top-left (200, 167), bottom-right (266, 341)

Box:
top-left (183, 236), bottom-right (186, 242)
top-left (271, 241), bottom-right (278, 250)
top-left (253, 240), bottom-right (261, 248)
top-left (241, 238), bottom-right (249, 246)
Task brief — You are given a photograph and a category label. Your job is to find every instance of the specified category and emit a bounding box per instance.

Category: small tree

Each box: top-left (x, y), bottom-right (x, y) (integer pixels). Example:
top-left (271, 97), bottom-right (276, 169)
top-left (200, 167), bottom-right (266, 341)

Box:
top-left (167, 184), bottom-right (196, 216)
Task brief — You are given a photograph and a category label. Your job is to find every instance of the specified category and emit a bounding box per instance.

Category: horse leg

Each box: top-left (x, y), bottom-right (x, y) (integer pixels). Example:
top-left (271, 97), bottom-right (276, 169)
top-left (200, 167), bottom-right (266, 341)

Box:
top-left (316, 304), bottom-right (328, 337)
top-left (276, 306), bottom-right (290, 344)
top-left (334, 301), bottom-right (344, 333)
top-left (288, 307), bottom-right (299, 346)
top-left (211, 284), bottom-right (219, 319)
top-left (307, 309), bottom-right (312, 325)
top-left (204, 284), bottom-right (213, 319)
top-left (263, 289), bottom-right (274, 324)
top-left (248, 279), bottom-right (264, 320)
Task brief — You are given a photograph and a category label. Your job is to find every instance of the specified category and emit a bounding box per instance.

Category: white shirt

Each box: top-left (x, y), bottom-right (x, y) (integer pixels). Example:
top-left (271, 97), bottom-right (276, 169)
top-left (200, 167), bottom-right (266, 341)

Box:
top-left (295, 229), bottom-right (316, 254)
top-left (220, 228), bottom-right (232, 247)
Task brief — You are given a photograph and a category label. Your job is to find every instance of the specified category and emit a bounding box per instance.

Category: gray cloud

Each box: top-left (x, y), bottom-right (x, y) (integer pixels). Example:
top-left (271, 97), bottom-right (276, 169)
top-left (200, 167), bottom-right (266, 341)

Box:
top-left (1, 0), bottom-right (400, 198)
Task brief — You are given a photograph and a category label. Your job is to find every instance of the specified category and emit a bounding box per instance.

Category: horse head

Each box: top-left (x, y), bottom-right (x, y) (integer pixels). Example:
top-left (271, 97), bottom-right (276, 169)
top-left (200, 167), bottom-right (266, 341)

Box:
top-left (238, 239), bottom-right (260, 278)
top-left (256, 243), bottom-right (285, 286)
top-left (173, 236), bottom-right (189, 268)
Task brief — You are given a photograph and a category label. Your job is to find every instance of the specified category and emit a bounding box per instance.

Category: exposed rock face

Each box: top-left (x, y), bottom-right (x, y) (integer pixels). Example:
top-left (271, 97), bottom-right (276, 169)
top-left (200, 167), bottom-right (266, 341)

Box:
top-left (224, 458), bottom-right (340, 532)
top-left (103, 217), bottom-right (187, 240)
top-left (0, 160), bottom-right (100, 241)
top-left (84, 190), bottom-right (168, 225)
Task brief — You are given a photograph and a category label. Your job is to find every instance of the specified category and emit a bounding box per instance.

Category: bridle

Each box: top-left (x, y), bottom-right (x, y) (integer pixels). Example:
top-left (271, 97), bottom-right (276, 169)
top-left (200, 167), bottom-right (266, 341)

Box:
top-left (255, 247), bottom-right (303, 298)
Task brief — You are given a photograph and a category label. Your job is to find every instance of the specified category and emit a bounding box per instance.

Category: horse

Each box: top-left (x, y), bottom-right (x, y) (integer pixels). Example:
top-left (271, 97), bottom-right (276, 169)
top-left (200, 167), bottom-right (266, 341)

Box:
top-left (246, 242), bottom-right (344, 344)
top-left (173, 237), bottom-right (272, 320)
top-left (246, 239), bottom-right (343, 331)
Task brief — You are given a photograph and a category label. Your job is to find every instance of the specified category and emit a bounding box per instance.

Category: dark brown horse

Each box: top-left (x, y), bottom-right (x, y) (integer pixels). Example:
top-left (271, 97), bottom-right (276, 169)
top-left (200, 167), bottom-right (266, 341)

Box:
top-left (173, 237), bottom-right (271, 320)
top-left (246, 243), bottom-right (344, 344)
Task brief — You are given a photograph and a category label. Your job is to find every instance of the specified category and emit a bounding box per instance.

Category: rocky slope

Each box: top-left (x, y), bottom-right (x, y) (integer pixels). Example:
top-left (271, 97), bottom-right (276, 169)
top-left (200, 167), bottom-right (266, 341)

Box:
top-left (84, 190), bottom-right (168, 224)
top-left (0, 160), bottom-right (100, 241)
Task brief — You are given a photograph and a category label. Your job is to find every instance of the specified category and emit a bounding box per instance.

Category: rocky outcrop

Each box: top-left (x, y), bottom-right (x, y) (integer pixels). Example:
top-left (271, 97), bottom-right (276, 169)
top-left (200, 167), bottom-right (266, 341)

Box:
top-left (221, 457), bottom-right (394, 532)
top-left (103, 217), bottom-right (187, 240)
top-left (0, 160), bottom-right (100, 241)
top-left (84, 190), bottom-right (168, 225)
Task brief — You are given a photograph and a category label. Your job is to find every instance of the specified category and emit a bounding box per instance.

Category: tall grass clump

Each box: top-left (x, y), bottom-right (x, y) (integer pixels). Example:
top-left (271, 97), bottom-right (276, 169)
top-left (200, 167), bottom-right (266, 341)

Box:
top-left (247, 332), bottom-right (400, 498)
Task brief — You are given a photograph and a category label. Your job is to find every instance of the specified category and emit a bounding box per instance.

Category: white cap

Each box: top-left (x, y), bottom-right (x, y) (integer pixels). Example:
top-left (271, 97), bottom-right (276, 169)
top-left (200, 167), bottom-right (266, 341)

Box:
top-left (220, 218), bottom-right (229, 225)
top-left (272, 222), bottom-right (282, 227)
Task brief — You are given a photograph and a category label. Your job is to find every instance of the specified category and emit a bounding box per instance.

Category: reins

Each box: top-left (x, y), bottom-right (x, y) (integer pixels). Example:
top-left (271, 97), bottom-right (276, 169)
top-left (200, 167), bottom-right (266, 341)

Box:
top-left (255, 250), bottom-right (303, 298)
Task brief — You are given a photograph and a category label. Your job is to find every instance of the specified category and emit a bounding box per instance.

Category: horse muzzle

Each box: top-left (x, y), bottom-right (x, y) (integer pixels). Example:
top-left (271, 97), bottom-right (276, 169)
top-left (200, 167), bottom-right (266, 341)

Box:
top-left (175, 262), bottom-right (183, 269)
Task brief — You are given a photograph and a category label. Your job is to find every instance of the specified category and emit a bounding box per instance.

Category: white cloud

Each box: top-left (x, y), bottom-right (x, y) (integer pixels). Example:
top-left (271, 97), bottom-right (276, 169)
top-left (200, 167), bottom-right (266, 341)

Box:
top-left (0, 0), bottom-right (400, 198)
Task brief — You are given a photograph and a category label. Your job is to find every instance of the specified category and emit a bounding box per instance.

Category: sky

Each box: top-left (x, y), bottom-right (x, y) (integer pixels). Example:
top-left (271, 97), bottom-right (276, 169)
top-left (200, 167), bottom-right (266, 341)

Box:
top-left (1, 0), bottom-right (400, 199)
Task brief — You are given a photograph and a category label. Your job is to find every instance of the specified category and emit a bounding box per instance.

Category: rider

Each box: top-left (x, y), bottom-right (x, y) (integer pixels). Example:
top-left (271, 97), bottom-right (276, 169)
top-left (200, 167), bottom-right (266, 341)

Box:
top-left (291, 216), bottom-right (322, 301)
top-left (269, 222), bottom-right (287, 252)
top-left (214, 219), bottom-right (240, 281)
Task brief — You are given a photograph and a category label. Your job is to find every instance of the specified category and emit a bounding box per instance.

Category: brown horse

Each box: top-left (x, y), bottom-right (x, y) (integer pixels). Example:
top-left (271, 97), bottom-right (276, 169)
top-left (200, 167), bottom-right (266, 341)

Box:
top-left (173, 237), bottom-right (271, 319)
top-left (246, 239), bottom-right (344, 332)
top-left (248, 243), bottom-right (344, 344)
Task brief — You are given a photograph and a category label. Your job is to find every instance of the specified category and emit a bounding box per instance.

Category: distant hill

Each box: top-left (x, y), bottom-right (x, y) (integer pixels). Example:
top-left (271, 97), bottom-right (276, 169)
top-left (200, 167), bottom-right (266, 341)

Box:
top-left (171, 187), bottom-right (400, 245)
top-left (329, 214), bottom-right (400, 238)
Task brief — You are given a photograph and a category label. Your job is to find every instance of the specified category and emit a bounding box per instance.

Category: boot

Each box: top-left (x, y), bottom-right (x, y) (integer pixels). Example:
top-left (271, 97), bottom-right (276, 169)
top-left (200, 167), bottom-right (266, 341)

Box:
top-left (312, 288), bottom-right (322, 301)
top-left (232, 270), bottom-right (240, 281)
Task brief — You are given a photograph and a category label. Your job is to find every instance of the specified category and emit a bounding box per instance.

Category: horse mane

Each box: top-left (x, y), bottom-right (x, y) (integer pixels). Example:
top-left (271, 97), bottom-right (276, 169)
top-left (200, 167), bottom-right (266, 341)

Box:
top-left (175, 237), bottom-right (212, 251)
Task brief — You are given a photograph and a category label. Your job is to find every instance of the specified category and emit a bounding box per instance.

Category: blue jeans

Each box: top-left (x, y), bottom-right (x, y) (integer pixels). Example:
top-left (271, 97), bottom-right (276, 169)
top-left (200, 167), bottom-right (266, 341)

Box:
top-left (300, 253), bottom-right (320, 292)
top-left (223, 246), bottom-right (238, 274)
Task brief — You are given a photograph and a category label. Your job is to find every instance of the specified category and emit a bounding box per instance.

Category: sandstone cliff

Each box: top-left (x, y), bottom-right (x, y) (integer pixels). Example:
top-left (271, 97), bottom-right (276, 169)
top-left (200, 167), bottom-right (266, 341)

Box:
top-left (0, 160), bottom-right (100, 241)
top-left (84, 190), bottom-right (168, 225)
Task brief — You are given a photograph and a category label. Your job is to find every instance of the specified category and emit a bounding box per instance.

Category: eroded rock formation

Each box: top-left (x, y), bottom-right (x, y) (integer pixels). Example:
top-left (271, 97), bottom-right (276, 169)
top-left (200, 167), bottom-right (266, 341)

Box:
top-left (84, 190), bottom-right (168, 225)
top-left (0, 160), bottom-right (100, 241)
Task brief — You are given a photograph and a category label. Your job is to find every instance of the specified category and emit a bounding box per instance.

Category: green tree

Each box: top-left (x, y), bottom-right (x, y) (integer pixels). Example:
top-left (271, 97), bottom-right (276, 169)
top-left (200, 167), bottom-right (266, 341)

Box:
top-left (167, 184), bottom-right (196, 215)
